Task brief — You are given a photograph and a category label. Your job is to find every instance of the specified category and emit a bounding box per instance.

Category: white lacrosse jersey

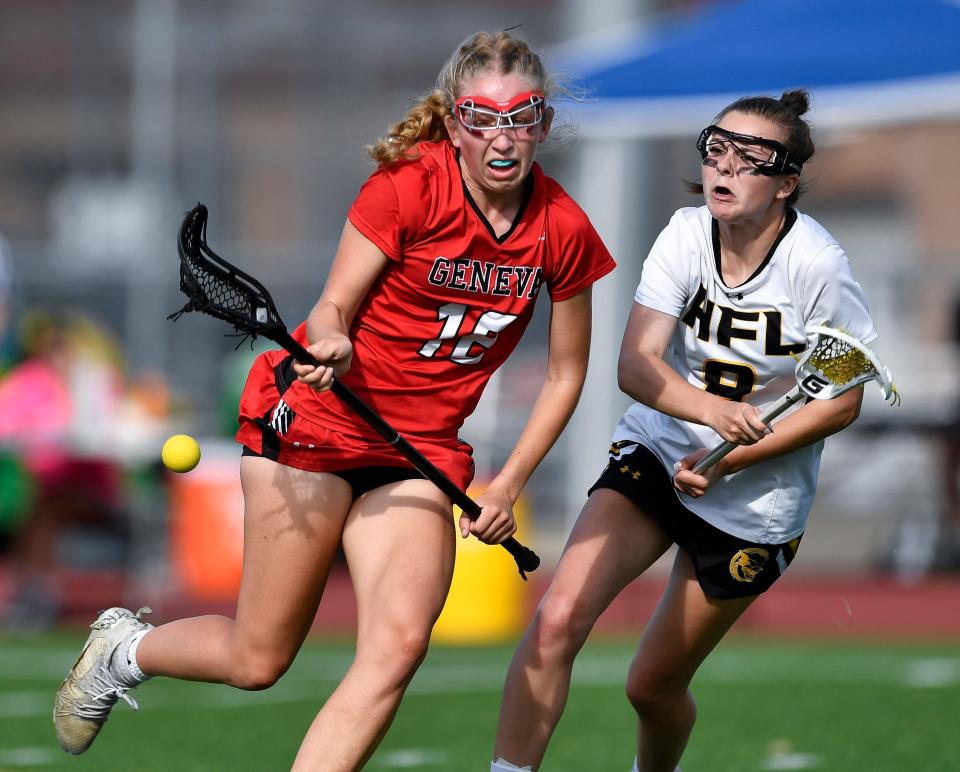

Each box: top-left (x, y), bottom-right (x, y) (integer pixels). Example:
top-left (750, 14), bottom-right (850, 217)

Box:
top-left (612, 206), bottom-right (877, 542)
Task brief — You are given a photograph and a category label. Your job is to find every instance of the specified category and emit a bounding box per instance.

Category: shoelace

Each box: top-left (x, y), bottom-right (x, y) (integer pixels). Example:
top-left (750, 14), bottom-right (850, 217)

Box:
top-left (90, 606), bottom-right (152, 631)
top-left (57, 664), bottom-right (140, 720)
top-left (55, 606), bottom-right (154, 720)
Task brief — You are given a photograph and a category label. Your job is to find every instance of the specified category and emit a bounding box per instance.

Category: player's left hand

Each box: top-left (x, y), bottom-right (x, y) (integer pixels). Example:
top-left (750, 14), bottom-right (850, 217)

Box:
top-left (461, 489), bottom-right (517, 544)
top-left (672, 449), bottom-right (728, 497)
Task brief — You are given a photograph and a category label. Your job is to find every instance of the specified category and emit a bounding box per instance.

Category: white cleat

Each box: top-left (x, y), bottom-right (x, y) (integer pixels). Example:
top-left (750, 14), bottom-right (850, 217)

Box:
top-left (53, 606), bottom-right (153, 754)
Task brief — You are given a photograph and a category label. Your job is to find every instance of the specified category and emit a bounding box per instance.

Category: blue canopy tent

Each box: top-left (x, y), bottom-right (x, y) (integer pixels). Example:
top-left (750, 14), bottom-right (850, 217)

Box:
top-left (554, 0), bottom-right (960, 514)
top-left (558, 0), bottom-right (960, 138)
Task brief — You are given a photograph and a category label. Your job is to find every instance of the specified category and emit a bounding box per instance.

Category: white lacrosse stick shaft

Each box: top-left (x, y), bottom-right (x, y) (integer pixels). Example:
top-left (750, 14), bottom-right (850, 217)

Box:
top-left (690, 326), bottom-right (897, 476)
top-left (692, 385), bottom-right (804, 474)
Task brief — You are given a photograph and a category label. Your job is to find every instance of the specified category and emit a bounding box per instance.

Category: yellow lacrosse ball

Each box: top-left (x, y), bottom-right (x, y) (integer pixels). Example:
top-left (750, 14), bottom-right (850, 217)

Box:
top-left (161, 434), bottom-right (201, 473)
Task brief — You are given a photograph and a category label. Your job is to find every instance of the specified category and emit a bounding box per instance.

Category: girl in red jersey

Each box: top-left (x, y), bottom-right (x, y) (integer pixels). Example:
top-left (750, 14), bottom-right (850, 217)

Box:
top-left (54, 30), bottom-right (615, 769)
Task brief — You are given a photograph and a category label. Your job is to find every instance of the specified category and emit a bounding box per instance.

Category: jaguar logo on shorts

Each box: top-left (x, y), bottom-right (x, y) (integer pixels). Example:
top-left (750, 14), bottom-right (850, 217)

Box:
top-left (729, 547), bottom-right (770, 582)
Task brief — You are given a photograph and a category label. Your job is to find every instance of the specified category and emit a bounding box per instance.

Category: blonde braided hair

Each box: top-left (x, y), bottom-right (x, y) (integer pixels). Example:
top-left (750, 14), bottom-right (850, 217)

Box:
top-left (367, 31), bottom-right (554, 166)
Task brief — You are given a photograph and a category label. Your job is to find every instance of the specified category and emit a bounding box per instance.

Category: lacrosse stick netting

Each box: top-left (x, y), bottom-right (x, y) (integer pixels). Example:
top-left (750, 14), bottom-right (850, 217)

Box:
top-left (692, 325), bottom-right (899, 474)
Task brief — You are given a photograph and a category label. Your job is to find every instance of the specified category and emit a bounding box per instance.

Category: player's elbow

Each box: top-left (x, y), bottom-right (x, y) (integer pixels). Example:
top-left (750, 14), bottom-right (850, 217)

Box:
top-left (835, 391), bottom-right (863, 430)
top-left (617, 353), bottom-right (660, 402)
top-left (616, 351), bottom-right (644, 397)
top-left (841, 400), bottom-right (862, 429)
top-left (617, 363), bottom-right (643, 401)
top-left (616, 361), bottom-right (632, 396)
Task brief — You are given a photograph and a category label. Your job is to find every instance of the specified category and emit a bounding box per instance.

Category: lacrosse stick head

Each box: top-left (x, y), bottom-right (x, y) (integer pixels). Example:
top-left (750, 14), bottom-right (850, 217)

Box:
top-left (795, 325), bottom-right (900, 405)
top-left (171, 203), bottom-right (288, 340)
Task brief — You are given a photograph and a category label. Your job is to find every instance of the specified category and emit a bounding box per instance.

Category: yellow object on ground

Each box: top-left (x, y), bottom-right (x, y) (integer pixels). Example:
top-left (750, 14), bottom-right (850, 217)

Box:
top-left (433, 486), bottom-right (532, 644)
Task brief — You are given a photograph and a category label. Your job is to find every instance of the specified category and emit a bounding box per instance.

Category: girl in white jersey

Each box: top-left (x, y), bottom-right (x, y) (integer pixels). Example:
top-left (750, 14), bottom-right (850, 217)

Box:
top-left (491, 90), bottom-right (878, 772)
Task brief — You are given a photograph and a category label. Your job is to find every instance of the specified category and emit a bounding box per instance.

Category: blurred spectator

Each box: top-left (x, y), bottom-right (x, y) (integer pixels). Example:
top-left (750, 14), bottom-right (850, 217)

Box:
top-left (0, 235), bottom-right (27, 552)
top-left (0, 311), bottom-right (130, 628)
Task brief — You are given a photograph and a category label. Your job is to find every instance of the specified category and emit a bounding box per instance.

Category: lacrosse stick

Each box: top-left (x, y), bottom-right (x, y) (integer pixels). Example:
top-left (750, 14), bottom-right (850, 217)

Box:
top-left (692, 325), bottom-right (900, 474)
top-left (169, 203), bottom-right (540, 579)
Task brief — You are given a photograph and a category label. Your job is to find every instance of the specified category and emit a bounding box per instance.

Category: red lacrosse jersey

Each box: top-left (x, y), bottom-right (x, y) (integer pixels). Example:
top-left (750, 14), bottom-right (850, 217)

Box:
top-left (281, 140), bottom-right (615, 442)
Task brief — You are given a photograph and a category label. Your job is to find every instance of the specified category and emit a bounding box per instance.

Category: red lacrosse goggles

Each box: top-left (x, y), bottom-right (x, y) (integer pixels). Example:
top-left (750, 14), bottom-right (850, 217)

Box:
top-left (454, 91), bottom-right (546, 134)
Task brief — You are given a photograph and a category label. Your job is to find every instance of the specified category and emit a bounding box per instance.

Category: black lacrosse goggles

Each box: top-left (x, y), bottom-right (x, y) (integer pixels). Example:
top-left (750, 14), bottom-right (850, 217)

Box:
top-left (696, 125), bottom-right (802, 176)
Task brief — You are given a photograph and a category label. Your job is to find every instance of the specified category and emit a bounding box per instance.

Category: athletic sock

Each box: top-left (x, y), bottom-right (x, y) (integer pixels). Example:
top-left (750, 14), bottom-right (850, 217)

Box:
top-left (630, 759), bottom-right (681, 772)
top-left (118, 629), bottom-right (152, 685)
top-left (491, 758), bottom-right (533, 771)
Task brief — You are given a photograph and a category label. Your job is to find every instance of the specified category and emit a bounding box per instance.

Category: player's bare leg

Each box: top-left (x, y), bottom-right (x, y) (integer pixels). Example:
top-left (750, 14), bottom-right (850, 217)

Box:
top-left (135, 456), bottom-right (353, 685)
top-left (55, 456), bottom-right (354, 754)
top-left (493, 490), bottom-right (673, 770)
top-left (627, 551), bottom-right (755, 772)
top-left (291, 478), bottom-right (456, 771)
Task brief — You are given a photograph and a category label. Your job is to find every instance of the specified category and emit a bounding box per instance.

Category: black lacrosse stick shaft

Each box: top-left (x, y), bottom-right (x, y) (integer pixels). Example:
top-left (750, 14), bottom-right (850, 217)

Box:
top-left (173, 203), bottom-right (539, 579)
top-left (274, 329), bottom-right (540, 579)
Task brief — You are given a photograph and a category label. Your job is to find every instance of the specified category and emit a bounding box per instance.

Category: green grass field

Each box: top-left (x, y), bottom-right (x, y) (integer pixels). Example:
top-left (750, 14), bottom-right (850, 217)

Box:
top-left (1, 632), bottom-right (957, 771)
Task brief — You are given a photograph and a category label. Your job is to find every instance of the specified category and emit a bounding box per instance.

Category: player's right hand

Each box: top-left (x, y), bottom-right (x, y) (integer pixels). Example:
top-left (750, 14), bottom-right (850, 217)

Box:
top-left (462, 489), bottom-right (518, 545)
top-left (294, 336), bottom-right (353, 391)
top-left (705, 399), bottom-right (769, 445)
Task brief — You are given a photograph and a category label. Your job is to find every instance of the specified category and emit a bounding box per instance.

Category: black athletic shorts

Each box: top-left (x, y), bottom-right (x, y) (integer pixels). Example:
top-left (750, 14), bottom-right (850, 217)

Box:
top-left (588, 443), bottom-right (802, 599)
top-left (241, 445), bottom-right (423, 500)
